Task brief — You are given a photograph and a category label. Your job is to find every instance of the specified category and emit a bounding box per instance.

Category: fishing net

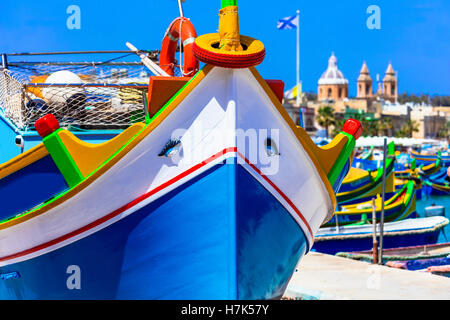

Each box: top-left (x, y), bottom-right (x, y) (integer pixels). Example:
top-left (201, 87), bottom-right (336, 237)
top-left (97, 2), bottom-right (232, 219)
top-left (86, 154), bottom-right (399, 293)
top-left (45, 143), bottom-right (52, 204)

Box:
top-left (0, 51), bottom-right (184, 131)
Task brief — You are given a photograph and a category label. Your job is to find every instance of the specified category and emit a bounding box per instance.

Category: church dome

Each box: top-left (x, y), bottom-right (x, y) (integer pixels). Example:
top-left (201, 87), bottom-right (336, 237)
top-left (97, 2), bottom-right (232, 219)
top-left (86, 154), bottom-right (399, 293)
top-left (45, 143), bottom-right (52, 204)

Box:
top-left (318, 53), bottom-right (349, 85)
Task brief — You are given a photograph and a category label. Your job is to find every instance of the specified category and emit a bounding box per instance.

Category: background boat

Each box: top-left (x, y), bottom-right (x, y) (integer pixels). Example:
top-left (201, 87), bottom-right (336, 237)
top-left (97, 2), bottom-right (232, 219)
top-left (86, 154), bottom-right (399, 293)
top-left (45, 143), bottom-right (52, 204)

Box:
top-left (312, 216), bottom-right (449, 255)
top-left (336, 142), bottom-right (396, 203)
top-left (411, 150), bottom-right (450, 167)
top-left (423, 167), bottom-right (450, 195)
top-left (336, 242), bottom-right (450, 263)
top-left (323, 180), bottom-right (417, 228)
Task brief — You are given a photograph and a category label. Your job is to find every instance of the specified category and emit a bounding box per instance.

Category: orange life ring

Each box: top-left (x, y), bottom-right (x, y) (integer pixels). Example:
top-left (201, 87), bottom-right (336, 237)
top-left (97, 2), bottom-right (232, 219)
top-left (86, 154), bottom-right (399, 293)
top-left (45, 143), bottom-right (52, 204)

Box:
top-left (160, 17), bottom-right (199, 77)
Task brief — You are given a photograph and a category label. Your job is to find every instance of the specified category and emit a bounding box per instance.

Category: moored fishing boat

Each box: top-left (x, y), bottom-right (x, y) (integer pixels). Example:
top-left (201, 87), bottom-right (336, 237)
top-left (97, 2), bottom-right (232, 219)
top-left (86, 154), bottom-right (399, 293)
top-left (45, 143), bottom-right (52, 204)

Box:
top-left (356, 146), bottom-right (374, 161)
top-left (425, 265), bottom-right (450, 277)
top-left (423, 167), bottom-right (450, 195)
top-left (395, 176), bottom-right (423, 200)
top-left (385, 257), bottom-right (450, 273)
top-left (337, 243), bottom-right (450, 277)
top-left (411, 150), bottom-right (450, 166)
top-left (395, 157), bottom-right (417, 179)
top-left (313, 216), bottom-right (449, 255)
top-left (336, 142), bottom-right (396, 203)
top-left (418, 155), bottom-right (442, 177)
top-left (0, 1), bottom-right (361, 300)
top-left (424, 180), bottom-right (450, 195)
top-left (337, 242), bottom-right (450, 262)
top-left (322, 180), bottom-right (417, 228)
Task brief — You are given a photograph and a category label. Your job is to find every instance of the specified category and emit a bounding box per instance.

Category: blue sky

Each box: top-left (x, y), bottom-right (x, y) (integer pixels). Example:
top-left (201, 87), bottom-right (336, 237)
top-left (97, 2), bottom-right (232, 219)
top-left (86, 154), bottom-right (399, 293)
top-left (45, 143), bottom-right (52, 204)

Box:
top-left (1, 0), bottom-right (449, 96)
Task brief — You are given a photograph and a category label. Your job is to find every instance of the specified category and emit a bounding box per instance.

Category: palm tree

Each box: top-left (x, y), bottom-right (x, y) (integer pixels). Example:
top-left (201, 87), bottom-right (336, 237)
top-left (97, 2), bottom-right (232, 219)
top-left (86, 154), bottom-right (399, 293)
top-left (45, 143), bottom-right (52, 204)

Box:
top-left (360, 118), bottom-right (377, 137)
top-left (378, 118), bottom-right (393, 136)
top-left (438, 121), bottom-right (450, 139)
top-left (401, 120), bottom-right (420, 138)
top-left (316, 105), bottom-right (336, 139)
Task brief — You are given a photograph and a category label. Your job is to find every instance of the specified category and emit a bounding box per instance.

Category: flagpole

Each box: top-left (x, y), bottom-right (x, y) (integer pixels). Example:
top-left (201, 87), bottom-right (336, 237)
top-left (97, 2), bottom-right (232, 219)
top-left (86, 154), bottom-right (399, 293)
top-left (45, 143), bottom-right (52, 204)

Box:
top-left (296, 10), bottom-right (300, 107)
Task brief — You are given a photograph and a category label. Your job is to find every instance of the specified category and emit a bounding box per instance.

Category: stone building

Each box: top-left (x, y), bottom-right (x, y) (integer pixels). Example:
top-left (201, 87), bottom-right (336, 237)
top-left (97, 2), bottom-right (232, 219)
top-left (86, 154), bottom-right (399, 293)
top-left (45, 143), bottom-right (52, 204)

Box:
top-left (317, 53), bottom-right (348, 101)
top-left (357, 62), bottom-right (373, 99)
top-left (356, 61), bottom-right (397, 103)
top-left (382, 63), bottom-right (398, 103)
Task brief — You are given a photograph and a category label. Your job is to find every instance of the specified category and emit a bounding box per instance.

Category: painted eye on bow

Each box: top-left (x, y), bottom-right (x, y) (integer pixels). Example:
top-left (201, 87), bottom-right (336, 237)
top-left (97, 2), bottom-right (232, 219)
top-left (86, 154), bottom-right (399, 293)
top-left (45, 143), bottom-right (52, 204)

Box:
top-left (158, 139), bottom-right (182, 157)
top-left (265, 138), bottom-right (279, 157)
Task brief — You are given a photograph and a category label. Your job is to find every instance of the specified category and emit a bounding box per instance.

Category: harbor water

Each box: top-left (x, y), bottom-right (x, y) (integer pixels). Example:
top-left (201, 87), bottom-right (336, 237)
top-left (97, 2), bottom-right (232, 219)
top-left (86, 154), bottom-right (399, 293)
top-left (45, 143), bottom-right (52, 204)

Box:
top-left (416, 193), bottom-right (450, 244)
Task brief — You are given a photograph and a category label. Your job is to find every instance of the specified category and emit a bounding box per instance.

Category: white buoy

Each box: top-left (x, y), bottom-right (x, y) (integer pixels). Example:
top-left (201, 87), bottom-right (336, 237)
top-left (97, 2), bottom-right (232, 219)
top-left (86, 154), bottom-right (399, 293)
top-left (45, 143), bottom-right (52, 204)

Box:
top-left (42, 71), bottom-right (84, 104)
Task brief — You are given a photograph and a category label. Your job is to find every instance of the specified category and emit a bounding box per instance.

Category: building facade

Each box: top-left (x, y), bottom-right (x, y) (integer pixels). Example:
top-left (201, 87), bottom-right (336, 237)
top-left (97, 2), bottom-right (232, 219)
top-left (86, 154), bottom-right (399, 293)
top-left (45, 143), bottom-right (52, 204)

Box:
top-left (382, 63), bottom-right (398, 103)
top-left (357, 62), bottom-right (373, 99)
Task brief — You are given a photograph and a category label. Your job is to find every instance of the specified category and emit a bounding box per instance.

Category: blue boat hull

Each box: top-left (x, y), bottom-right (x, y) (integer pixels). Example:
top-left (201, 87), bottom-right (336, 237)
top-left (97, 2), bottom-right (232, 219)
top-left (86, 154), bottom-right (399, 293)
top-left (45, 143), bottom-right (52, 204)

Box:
top-left (0, 161), bottom-right (307, 299)
top-left (312, 229), bottom-right (442, 255)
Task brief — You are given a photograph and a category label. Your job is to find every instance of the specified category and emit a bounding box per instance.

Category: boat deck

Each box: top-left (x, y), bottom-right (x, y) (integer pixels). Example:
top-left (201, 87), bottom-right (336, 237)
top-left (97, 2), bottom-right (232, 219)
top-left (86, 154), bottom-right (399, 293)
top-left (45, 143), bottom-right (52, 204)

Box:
top-left (284, 252), bottom-right (450, 300)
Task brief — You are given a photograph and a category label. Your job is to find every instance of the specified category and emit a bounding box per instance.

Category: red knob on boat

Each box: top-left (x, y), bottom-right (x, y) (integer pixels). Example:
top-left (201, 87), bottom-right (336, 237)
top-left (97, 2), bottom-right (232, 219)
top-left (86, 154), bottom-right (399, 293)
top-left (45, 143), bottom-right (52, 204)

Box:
top-left (342, 118), bottom-right (363, 140)
top-left (35, 114), bottom-right (60, 138)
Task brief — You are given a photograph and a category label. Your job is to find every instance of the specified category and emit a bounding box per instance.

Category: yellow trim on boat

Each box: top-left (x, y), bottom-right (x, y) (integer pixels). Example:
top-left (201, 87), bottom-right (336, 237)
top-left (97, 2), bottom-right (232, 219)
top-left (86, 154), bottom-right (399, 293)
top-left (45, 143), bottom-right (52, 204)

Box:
top-left (57, 123), bottom-right (145, 177)
top-left (342, 167), bottom-right (372, 184)
top-left (316, 133), bottom-right (349, 175)
top-left (337, 169), bottom-right (396, 198)
top-left (0, 144), bottom-right (49, 180)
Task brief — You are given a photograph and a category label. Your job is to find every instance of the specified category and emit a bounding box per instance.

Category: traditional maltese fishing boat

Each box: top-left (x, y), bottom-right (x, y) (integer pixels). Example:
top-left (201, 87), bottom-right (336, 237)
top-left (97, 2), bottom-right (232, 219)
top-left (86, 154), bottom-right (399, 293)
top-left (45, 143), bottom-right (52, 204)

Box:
top-left (355, 146), bottom-right (374, 161)
top-left (322, 180), bottom-right (417, 228)
top-left (393, 159), bottom-right (423, 199)
top-left (419, 156), bottom-right (442, 177)
top-left (0, 1), bottom-right (361, 299)
top-left (395, 158), bottom-right (417, 179)
top-left (424, 168), bottom-right (450, 195)
top-left (336, 242), bottom-right (450, 264)
top-left (411, 150), bottom-right (450, 167)
top-left (336, 142), bottom-right (396, 203)
top-left (397, 154), bottom-right (442, 179)
top-left (313, 216), bottom-right (449, 255)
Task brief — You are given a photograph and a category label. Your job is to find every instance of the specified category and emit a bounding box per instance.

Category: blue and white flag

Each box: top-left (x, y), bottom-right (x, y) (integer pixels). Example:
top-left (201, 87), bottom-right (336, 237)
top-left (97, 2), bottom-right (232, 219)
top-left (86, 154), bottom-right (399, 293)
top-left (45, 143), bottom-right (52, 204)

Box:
top-left (277, 14), bottom-right (299, 30)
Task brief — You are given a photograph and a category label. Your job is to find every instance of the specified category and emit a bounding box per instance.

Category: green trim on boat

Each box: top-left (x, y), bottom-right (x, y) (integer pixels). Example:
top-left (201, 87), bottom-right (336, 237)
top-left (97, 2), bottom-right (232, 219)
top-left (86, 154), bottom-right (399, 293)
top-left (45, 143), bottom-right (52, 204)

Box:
top-left (410, 158), bottom-right (416, 171)
top-left (327, 132), bottom-right (356, 186)
top-left (43, 129), bottom-right (84, 187)
top-left (221, 0), bottom-right (237, 8)
top-left (388, 141), bottom-right (395, 156)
